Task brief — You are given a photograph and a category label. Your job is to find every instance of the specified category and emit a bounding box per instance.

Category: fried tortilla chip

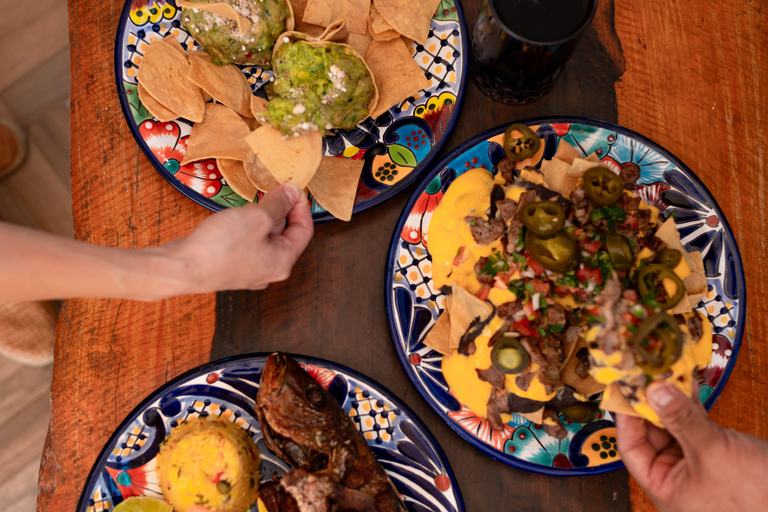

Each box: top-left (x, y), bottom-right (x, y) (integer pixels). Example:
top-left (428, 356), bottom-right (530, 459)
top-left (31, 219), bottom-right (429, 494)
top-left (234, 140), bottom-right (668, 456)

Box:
top-left (245, 125), bottom-right (322, 188)
top-left (585, 152), bottom-right (600, 163)
top-left (599, 382), bottom-right (640, 417)
top-left (162, 35), bottom-right (187, 56)
top-left (302, 0), bottom-right (370, 34)
top-left (307, 156), bottom-right (364, 221)
top-left (217, 159), bottom-right (258, 202)
top-left (250, 95), bottom-right (269, 119)
top-left (176, 0), bottom-right (252, 34)
top-left (448, 282), bottom-right (492, 350)
top-left (181, 103), bottom-right (254, 165)
top-left (244, 157), bottom-right (280, 192)
top-left (372, 0), bottom-right (441, 44)
top-left (519, 407), bottom-right (545, 424)
top-left (561, 159), bottom-right (606, 200)
top-left (423, 311), bottom-right (452, 356)
top-left (318, 19), bottom-right (349, 42)
top-left (365, 38), bottom-right (430, 118)
top-left (187, 51), bottom-right (253, 118)
top-left (561, 339), bottom-right (606, 397)
top-left (369, 3), bottom-right (400, 41)
top-left (346, 30), bottom-right (374, 58)
top-left (554, 140), bottom-right (582, 165)
top-left (138, 82), bottom-right (179, 122)
top-left (138, 39), bottom-right (205, 123)
top-left (655, 218), bottom-right (707, 313)
top-left (684, 251), bottom-right (707, 306)
top-left (540, 157), bottom-right (570, 195)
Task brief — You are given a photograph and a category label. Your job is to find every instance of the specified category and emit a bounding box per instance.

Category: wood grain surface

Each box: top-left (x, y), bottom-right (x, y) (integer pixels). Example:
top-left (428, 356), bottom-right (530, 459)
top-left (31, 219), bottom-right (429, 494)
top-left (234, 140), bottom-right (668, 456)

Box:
top-left (40, 0), bottom-right (767, 511)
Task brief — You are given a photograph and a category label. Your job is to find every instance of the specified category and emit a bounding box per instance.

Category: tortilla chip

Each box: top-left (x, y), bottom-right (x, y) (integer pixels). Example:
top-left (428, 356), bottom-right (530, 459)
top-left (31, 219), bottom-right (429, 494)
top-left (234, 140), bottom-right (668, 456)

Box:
top-left (318, 19), bottom-right (349, 42)
top-left (138, 82), bottom-right (179, 122)
top-left (302, 0), bottom-right (370, 34)
top-left (176, 0), bottom-right (252, 33)
top-left (365, 38), bottom-right (430, 119)
top-left (187, 51), bottom-right (253, 118)
top-left (217, 159), bottom-right (258, 202)
top-left (137, 39), bottom-right (205, 123)
top-left (181, 103), bottom-right (254, 165)
top-left (561, 340), bottom-right (606, 397)
top-left (655, 218), bottom-right (707, 313)
top-left (245, 125), bottom-right (322, 188)
top-left (599, 382), bottom-right (640, 417)
top-left (585, 152), bottom-right (600, 163)
top-left (346, 30), bottom-right (373, 58)
top-left (307, 157), bottom-right (364, 221)
top-left (162, 35), bottom-right (187, 56)
top-left (448, 282), bottom-right (492, 350)
top-left (250, 95), bottom-right (269, 119)
top-left (561, 159), bottom-right (606, 200)
top-left (539, 157), bottom-right (570, 195)
top-left (243, 157), bottom-right (280, 192)
top-left (423, 311), bottom-right (452, 356)
top-left (372, 0), bottom-right (441, 44)
top-left (519, 407), bottom-right (545, 424)
top-left (369, 3), bottom-right (400, 41)
top-left (684, 251), bottom-right (707, 306)
top-left (554, 140), bottom-right (582, 165)
top-left (241, 115), bottom-right (261, 131)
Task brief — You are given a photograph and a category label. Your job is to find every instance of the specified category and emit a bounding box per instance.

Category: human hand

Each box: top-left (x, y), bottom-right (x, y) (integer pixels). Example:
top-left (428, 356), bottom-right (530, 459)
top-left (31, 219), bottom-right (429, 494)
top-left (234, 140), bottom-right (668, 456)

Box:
top-left (162, 183), bottom-right (313, 296)
top-left (616, 382), bottom-right (768, 512)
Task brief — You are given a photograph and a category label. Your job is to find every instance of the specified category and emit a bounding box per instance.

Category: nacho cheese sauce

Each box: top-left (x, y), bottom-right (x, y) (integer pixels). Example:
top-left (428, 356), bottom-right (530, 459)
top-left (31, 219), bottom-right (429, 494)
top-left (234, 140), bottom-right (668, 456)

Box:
top-left (428, 166), bottom-right (713, 425)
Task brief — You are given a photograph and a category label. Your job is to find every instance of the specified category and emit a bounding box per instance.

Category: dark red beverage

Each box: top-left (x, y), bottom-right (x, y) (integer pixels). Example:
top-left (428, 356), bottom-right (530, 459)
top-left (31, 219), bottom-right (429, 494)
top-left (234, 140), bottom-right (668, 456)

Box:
top-left (471, 0), bottom-right (598, 104)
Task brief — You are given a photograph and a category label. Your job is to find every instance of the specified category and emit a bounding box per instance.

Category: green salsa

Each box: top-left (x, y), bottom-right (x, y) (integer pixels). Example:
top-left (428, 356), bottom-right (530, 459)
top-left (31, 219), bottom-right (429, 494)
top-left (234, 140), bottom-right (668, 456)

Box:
top-left (267, 40), bottom-right (376, 135)
top-left (181, 0), bottom-right (290, 67)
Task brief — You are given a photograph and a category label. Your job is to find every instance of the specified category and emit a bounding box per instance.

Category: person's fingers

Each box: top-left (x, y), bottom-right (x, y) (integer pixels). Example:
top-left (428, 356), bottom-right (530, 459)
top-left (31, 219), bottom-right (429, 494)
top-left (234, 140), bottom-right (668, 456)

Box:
top-left (256, 184), bottom-right (301, 229)
top-left (647, 382), bottom-right (715, 454)
top-left (274, 192), bottom-right (314, 257)
top-left (616, 414), bottom-right (658, 488)
top-left (646, 422), bottom-right (675, 452)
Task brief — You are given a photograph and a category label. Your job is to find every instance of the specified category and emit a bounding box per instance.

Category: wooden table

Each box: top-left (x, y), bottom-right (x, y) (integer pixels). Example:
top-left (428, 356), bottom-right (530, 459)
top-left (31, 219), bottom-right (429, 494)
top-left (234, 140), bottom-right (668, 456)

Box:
top-left (39, 1), bottom-right (767, 510)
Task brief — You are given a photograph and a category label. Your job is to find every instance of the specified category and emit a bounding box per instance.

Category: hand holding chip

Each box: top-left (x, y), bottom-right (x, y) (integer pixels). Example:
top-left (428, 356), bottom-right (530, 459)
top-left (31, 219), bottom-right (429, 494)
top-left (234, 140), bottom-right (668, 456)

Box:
top-left (616, 383), bottom-right (768, 512)
top-left (167, 183), bottom-right (313, 293)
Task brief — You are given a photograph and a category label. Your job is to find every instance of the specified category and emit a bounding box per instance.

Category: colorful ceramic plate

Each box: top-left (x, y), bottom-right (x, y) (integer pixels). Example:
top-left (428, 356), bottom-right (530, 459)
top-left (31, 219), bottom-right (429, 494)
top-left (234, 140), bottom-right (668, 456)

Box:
top-left (115, 0), bottom-right (468, 223)
top-left (385, 117), bottom-right (745, 475)
top-left (78, 353), bottom-right (465, 512)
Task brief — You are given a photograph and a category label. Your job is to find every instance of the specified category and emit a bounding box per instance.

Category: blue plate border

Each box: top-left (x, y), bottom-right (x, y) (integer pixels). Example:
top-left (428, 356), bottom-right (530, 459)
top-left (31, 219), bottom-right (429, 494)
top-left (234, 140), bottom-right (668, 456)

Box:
top-left (113, 0), bottom-right (470, 224)
top-left (384, 116), bottom-right (746, 476)
top-left (76, 352), bottom-right (466, 512)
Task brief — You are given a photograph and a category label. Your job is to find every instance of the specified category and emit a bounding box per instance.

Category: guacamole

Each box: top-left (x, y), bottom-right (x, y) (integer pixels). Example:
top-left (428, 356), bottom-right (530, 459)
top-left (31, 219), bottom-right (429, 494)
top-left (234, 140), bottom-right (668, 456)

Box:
top-left (267, 40), bottom-right (376, 135)
top-left (181, 0), bottom-right (291, 67)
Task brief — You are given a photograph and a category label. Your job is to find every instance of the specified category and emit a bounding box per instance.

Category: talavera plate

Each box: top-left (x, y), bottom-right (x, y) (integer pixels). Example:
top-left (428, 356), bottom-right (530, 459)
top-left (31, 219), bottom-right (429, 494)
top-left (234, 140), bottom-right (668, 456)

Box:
top-left (115, 0), bottom-right (468, 222)
top-left (385, 117), bottom-right (745, 475)
top-left (78, 354), bottom-right (465, 512)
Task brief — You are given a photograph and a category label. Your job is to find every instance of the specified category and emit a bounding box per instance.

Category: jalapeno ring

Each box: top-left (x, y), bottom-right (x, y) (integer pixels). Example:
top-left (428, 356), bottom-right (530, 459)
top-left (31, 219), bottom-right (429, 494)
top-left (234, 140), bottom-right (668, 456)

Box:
top-left (606, 233), bottom-right (633, 270)
top-left (637, 263), bottom-right (686, 310)
top-left (491, 335), bottom-right (530, 374)
top-left (525, 230), bottom-right (578, 273)
top-left (521, 201), bottom-right (566, 236)
top-left (631, 313), bottom-right (683, 375)
top-left (583, 166), bottom-right (624, 206)
top-left (503, 123), bottom-right (541, 162)
top-left (654, 249), bottom-right (682, 268)
top-left (562, 402), bottom-right (600, 423)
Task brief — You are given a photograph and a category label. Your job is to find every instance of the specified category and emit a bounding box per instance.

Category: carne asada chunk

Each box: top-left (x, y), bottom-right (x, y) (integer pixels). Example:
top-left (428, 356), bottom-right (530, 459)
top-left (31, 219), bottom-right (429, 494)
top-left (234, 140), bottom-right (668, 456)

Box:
top-left (466, 216), bottom-right (505, 244)
top-left (497, 198), bottom-right (518, 223)
top-left (474, 257), bottom-right (495, 286)
top-left (575, 347), bottom-right (591, 378)
top-left (515, 370), bottom-right (536, 391)
top-left (619, 193), bottom-right (642, 212)
top-left (498, 158), bottom-right (516, 184)
top-left (476, 365), bottom-right (506, 390)
top-left (639, 235), bottom-right (667, 252)
top-left (497, 301), bottom-right (523, 320)
top-left (489, 184), bottom-right (506, 219)
top-left (542, 408), bottom-right (568, 439)
top-left (619, 162), bottom-right (641, 189)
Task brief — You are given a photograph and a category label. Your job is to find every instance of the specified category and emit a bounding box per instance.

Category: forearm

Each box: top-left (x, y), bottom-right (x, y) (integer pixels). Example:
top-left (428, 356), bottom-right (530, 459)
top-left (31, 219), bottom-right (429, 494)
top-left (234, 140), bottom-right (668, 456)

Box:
top-left (0, 222), bottom-right (196, 302)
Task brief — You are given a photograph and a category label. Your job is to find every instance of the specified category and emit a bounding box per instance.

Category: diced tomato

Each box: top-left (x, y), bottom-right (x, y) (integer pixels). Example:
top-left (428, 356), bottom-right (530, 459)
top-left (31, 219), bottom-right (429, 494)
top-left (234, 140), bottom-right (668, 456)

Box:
top-left (577, 267), bottom-right (603, 285)
top-left (526, 256), bottom-right (546, 274)
top-left (452, 246), bottom-right (466, 266)
top-left (523, 301), bottom-right (536, 318)
top-left (589, 306), bottom-right (600, 316)
top-left (573, 228), bottom-right (584, 236)
top-left (512, 318), bottom-right (535, 337)
top-left (495, 270), bottom-right (514, 286)
top-left (533, 280), bottom-right (551, 295)
top-left (623, 289), bottom-right (639, 301)
top-left (493, 277), bottom-right (508, 289)
top-left (554, 285), bottom-right (571, 297)
top-left (583, 240), bottom-right (602, 254)
top-left (476, 287), bottom-right (490, 301)
top-left (624, 216), bottom-right (639, 229)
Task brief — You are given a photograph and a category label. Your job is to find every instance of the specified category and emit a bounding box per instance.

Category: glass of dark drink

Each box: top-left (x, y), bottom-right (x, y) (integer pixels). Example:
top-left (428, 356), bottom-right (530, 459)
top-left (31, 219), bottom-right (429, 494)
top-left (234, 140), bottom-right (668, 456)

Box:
top-left (471, 0), bottom-right (598, 104)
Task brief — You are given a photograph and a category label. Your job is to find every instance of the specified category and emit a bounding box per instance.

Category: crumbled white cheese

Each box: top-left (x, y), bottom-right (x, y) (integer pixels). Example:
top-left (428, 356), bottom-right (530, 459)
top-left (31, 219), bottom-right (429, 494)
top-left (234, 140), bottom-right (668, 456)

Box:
top-left (292, 104), bottom-right (306, 115)
top-left (327, 65), bottom-right (347, 91)
top-left (283, 37), bottom-right (290, 43)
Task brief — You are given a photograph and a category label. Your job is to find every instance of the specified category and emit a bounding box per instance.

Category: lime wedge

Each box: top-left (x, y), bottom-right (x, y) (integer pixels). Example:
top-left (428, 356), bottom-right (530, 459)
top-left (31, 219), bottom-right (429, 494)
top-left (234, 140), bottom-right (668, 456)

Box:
top-left (112, 497), bottom-right (173, 512)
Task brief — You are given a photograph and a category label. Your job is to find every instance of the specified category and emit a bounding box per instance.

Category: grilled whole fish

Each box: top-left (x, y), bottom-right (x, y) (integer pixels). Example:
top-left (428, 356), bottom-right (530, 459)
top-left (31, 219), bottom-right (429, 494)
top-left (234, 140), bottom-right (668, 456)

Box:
top-left (256, 353), bottom-right (406, 512)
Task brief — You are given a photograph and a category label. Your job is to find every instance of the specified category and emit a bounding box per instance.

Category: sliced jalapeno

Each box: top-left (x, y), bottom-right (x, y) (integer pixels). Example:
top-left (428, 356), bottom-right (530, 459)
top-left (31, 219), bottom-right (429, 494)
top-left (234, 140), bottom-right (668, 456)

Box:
top-left (525, 230), bottom-right (578, 273)
top-left (562, 402), bottom-right (600, 423)
top-left (503, 123), bottom-right (541, 162)
top-left (521, 201), bottom-right (566, 236)
top-left (654, 248), bottom-right (682, 268)
top-left (638, 264), bottom-right (686, 310)
top-left (491, 335), bottom-right (530, 374)
top-left (606, 233), bottom-right (633, 270)
top-left (631, 313), bottom-right (683, 375)
top-left (583, 166), bottom-right (624, 206)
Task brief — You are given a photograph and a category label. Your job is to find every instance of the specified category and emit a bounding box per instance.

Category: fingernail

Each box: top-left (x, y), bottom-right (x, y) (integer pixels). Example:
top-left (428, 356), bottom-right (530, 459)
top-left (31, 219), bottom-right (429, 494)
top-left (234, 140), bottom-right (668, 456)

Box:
top-left (648, 384), bottom-right (675, 409)
top-left (283, 183), bottom-right (300, 203)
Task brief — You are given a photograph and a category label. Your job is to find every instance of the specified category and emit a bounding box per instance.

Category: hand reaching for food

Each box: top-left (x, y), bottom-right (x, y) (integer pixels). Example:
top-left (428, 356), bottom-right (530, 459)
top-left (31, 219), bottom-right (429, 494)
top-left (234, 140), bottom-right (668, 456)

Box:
top-left (0, 183), bottom-right (313, 302)
top-left (616, 383), bottom-right (768, 512)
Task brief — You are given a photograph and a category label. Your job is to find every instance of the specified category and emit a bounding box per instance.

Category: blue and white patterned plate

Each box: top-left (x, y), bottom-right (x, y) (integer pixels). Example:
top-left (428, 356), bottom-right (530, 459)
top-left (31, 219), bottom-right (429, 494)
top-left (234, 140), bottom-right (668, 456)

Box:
top-left (77, 354), bottom-right (465, 512)
top-left (385, 117), bottom-right (746, 475)
top-left (114, 0), bottom-right (468, 222)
